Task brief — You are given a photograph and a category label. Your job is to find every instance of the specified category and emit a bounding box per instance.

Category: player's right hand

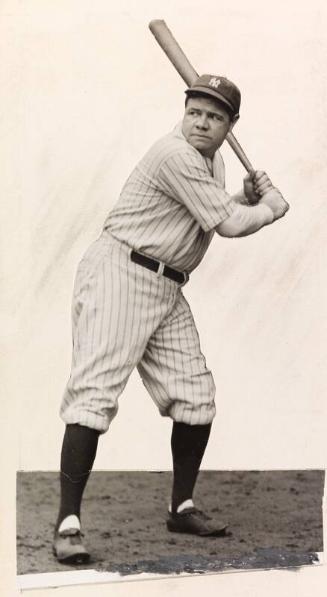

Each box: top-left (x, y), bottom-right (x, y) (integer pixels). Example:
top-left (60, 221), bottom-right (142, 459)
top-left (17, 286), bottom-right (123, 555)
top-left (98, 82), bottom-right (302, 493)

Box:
top-left (260, 188), bottom-right (289, 220)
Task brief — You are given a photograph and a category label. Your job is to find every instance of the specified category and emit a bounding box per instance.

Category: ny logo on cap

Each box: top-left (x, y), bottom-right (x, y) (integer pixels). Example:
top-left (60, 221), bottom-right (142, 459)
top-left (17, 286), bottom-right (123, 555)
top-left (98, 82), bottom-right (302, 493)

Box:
top-left (209, 77), bottom-right (221, 88)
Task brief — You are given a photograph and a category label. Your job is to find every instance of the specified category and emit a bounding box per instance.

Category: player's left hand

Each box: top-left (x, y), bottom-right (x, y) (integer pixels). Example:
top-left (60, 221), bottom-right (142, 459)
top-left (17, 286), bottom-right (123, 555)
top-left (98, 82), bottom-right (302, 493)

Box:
top-left (243, 170), bottom-right (274, 205)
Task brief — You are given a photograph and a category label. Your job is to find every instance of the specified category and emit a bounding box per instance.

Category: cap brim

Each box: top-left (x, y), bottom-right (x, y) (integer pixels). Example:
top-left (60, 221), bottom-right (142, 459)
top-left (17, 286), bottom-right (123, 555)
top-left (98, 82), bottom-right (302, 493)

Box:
top-left (185, 85), bottom-right (236, 114)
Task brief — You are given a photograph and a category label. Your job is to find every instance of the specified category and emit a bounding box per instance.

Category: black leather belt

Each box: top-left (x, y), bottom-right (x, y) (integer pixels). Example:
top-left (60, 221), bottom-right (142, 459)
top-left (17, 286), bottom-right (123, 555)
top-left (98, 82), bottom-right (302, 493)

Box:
top-left (130, 250), bottom-right (187, 285)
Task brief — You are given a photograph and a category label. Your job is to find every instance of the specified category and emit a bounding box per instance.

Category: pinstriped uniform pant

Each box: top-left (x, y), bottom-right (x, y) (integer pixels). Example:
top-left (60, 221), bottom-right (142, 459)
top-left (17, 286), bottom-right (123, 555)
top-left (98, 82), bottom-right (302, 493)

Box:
top-left (60, 231), bottom-right (216, 433)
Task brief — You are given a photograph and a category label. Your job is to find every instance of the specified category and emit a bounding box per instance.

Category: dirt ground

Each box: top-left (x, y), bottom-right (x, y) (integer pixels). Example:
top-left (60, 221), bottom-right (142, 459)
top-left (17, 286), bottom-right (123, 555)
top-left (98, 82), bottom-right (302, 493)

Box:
top-left (17, 470), bottom-right (324, 577)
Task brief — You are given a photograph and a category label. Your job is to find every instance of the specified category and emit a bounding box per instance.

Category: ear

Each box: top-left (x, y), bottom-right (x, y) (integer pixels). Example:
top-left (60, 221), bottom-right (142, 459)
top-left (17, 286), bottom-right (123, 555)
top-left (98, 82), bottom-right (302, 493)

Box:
top-left (228, 114), bottom-right (239, 132)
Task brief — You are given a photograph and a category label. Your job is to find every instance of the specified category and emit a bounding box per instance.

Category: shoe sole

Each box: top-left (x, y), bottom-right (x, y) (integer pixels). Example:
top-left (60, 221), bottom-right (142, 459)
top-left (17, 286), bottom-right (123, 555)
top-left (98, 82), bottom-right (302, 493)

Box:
top-left (53, 547), bottom-right (90, 565)
top-left (166, 521), bottom-right (229, 537)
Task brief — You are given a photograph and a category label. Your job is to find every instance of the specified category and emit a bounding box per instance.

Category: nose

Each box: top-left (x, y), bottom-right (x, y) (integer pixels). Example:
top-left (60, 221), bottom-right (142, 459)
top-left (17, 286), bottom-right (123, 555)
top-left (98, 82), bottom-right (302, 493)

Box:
top-left (195, 113), bottom-right (209, 129)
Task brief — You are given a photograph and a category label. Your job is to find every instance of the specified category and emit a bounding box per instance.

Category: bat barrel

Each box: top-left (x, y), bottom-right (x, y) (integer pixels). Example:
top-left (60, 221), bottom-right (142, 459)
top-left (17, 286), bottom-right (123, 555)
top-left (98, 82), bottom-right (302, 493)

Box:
top-left (149, 20), bottom-right (198, 86)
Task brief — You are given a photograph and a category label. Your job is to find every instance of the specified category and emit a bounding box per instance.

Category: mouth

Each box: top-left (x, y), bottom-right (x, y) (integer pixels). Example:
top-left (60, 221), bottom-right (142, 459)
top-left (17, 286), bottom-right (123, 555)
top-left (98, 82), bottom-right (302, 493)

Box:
top-left (191, 134), bottom-right (210, 140)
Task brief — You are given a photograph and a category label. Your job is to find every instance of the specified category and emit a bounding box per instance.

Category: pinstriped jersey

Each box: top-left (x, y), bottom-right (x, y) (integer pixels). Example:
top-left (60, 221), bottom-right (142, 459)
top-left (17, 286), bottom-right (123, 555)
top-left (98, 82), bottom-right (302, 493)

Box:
top-left (104, 122), bottom-right (236, 273)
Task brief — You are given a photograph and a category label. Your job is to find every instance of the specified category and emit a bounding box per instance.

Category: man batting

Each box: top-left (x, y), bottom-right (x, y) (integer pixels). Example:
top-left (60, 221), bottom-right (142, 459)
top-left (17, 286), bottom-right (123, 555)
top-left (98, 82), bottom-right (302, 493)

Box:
top-left (53, 73), bottom-right (289, 564)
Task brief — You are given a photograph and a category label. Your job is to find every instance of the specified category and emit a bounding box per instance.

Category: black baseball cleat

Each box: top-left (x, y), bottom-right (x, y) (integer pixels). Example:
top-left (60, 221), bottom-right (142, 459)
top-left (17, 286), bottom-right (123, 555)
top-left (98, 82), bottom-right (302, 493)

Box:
top-left (166, 507), bottom-right (229, 537)
top-left (53, 528), bottom-right (90, 565)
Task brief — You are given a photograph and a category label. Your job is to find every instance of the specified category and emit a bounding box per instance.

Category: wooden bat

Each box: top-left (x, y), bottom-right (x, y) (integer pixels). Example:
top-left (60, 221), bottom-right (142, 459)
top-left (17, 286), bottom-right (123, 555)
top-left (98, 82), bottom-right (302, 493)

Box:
top-left (149, 19), bottom-right (255, 174)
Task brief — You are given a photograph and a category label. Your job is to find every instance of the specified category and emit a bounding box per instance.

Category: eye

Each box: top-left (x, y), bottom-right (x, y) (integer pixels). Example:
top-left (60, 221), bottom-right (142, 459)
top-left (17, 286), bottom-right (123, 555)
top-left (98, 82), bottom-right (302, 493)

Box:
top-left (211, 113), bottom-right (223, 122)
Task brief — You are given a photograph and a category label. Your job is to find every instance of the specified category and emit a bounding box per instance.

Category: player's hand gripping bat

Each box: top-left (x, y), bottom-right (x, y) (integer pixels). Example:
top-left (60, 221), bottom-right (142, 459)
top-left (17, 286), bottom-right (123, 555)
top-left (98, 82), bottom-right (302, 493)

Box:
top-left (149, 19), bottom-right (255, 175)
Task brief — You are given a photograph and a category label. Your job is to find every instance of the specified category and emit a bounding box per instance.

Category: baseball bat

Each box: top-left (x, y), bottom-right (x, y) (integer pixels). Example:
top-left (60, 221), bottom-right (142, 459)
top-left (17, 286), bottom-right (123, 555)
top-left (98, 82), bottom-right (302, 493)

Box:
top-left (149, 19), bottom-right (255, 174)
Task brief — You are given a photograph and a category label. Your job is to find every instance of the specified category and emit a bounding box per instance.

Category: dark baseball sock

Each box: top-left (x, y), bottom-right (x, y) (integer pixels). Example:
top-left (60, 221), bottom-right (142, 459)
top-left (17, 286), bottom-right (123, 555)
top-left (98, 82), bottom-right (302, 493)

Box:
top-left (55, 424), bottom-right (100, 531)
top-left (170, 421), bottom-right (212, 513)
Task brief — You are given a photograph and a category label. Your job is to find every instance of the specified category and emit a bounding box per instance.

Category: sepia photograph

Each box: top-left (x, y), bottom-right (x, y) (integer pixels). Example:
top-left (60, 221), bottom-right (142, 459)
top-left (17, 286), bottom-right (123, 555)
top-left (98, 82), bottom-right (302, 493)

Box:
top-left (2, 1), bottom-right (327, 595)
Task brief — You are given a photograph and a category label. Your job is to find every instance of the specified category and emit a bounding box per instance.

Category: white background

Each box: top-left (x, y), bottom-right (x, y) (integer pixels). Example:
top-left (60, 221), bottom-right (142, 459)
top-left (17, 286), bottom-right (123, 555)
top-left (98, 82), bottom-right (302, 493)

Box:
top-left (1, 0), bottom-right (327, 595)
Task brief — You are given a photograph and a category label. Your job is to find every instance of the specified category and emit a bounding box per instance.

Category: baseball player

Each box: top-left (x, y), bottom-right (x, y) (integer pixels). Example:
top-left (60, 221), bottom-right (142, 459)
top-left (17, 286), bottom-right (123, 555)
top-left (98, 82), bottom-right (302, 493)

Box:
top-left (53, 74), bottom-right (289, 564)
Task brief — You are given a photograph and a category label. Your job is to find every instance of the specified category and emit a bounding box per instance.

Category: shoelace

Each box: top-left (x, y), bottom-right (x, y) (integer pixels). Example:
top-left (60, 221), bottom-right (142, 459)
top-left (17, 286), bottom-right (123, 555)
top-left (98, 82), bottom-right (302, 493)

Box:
top-left (179, 507), bottom-right (211, 520)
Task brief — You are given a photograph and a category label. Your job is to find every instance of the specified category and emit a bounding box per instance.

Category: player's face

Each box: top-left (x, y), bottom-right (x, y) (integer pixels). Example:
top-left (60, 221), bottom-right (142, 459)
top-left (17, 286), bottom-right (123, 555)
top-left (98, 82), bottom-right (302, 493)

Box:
top-left (182, 96), bottom-right (236, 158)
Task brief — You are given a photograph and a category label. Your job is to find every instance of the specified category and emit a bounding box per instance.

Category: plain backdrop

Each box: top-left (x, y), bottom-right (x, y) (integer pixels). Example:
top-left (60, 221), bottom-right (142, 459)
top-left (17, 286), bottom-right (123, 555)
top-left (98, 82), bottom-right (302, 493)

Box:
top-left (1, 0), bottom-right (327, 595)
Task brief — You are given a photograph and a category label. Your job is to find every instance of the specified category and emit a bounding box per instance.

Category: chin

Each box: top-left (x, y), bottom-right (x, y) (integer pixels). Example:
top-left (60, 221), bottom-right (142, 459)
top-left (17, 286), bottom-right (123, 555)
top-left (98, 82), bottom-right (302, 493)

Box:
top-left (190, 140), bottom-right (211, 152)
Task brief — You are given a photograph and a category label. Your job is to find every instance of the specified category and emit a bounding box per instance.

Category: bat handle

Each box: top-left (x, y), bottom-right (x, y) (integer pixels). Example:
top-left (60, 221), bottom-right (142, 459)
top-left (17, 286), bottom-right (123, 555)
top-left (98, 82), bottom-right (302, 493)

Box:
top-left (226, 132), bottom-right (262, 203)
top-left (226, 131), bottom-right (255, 174)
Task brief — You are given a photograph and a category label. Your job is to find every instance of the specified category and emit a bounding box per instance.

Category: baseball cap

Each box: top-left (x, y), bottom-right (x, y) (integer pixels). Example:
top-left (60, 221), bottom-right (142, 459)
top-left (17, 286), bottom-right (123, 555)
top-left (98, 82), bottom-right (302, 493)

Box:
top-left (185, 74), bottom-right (241, 117)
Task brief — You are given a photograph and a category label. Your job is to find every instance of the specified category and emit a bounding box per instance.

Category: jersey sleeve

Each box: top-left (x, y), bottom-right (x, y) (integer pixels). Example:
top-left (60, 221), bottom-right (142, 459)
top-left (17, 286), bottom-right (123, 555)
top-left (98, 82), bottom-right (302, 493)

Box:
top-left (157, 148), bottom-right (236, 231)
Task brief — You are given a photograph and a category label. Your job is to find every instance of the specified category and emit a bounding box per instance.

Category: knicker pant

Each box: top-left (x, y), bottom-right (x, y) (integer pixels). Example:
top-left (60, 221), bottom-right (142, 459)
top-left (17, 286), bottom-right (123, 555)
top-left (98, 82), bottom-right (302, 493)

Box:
top-left (60, 232), bottom-right (216, 433)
